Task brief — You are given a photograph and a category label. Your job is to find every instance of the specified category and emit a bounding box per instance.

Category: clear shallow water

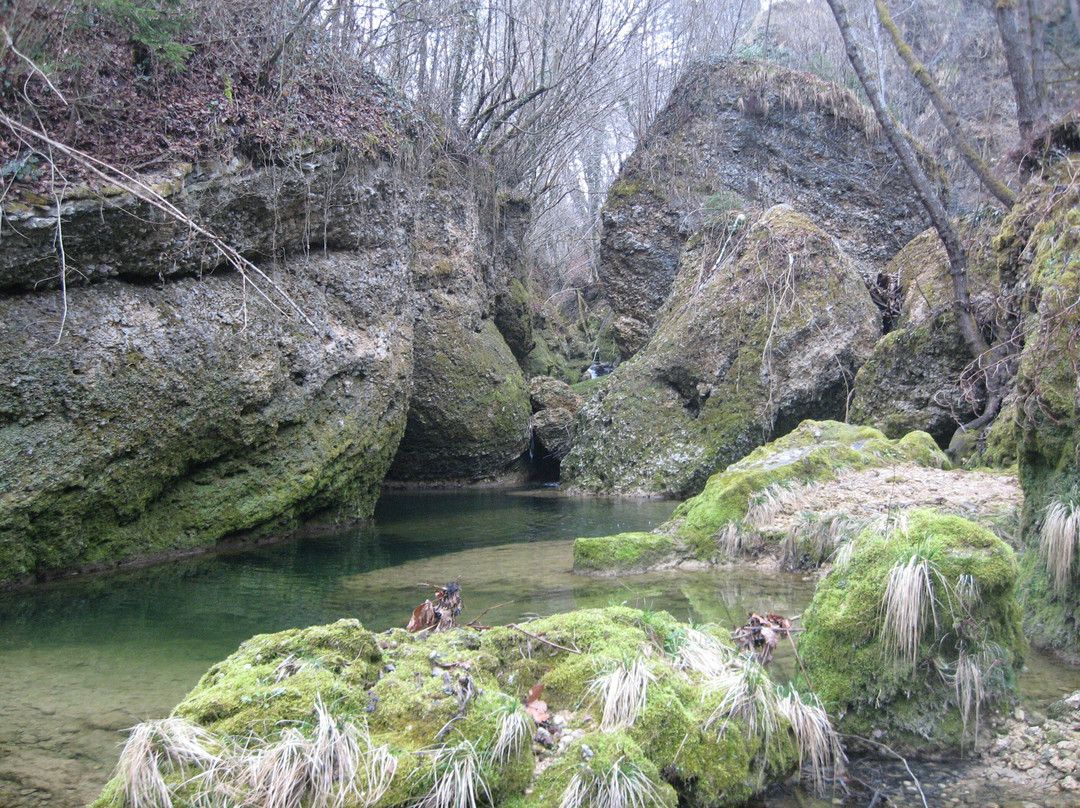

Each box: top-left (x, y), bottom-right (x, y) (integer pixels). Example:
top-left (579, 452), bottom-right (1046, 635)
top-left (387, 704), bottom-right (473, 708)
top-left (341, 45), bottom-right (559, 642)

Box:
top-left (0, 489), bottom-right (814, 808)
top-left (1, 488), bottom-right (1077, 808)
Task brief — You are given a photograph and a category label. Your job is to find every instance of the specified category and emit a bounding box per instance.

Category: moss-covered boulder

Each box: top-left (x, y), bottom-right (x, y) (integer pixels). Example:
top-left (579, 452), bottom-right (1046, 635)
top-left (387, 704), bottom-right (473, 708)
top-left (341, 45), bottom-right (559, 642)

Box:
top-left (599, 59), bottom-right (929, 355)
top-left (91, 608), bottom-right (833, 808)
top-left (0, 249), bottom-right (412, 588)
top-left (574, 420), bottom-right (947, 573)
top-left (999, 139), bottom-right (1080, 660)
top-left (563, 206), bottom-right (880, 497)
top-left (798, 509), bottom-right (1024, 756)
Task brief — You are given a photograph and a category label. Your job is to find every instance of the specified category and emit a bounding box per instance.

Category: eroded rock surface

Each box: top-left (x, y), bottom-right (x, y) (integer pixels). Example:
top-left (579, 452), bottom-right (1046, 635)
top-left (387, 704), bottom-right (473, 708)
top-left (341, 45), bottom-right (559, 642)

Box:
top-left (0, 153), bottom-right (530, 585)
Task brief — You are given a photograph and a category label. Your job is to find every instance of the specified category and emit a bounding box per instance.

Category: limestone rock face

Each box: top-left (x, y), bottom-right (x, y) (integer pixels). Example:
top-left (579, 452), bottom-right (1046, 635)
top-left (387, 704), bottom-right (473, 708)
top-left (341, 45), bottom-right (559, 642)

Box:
top-left (527, 376), bottom-right (584, 467)
top-left (563, 206), bottom-right (880, 497)
top-left (385, 177), bottom-right (531, 483)
top-left (0, 153), bottom-right (531, 585)
top-left (849, 223), bottom-right (999, 447)
top-left (600, 59), bottom-right (930, 356)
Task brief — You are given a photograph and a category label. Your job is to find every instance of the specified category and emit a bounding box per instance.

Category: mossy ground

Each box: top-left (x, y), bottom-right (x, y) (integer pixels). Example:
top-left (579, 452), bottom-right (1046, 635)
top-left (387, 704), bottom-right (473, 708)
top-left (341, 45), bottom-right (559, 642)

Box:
top-left (91, 607), bottom-right (809, 808)
top-left (797, 509), bottom-right (1024, 756)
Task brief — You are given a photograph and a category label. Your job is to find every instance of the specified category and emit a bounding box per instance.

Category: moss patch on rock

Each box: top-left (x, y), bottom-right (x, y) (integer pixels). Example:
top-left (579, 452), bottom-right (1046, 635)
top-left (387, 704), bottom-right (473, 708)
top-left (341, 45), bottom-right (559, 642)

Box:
top-left (91, 607), bottom-right (826, 808)
top-left (670, 421), bottom-right (946, 559)
top-left (999, 150), bottom-right (1080, 660)
top-left (797, 509), bottom-right (1024, 756)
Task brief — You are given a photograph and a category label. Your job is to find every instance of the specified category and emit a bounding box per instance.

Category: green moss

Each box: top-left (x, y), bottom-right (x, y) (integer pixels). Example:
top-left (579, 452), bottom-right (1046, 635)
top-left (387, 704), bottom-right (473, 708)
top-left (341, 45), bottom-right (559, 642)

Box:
top-left (798, 509), bottom-right (1024, 756)
top-left (1001, 156), bottom-right (1080, 658)
top-left (573, 531), bottom-right (678, 574)
top-left (92, 607), bottom-right (816, 808)
top-left (173, 619), bottom-right (383, 736)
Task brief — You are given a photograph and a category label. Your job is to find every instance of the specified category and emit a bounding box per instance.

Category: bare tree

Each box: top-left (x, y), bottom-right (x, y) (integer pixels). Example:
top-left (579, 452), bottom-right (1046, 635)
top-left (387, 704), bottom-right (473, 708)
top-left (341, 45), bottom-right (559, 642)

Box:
top-left (874, 0), bottom-right (1017, 207)
top-left (824, 0), bottom-right (1014, 446)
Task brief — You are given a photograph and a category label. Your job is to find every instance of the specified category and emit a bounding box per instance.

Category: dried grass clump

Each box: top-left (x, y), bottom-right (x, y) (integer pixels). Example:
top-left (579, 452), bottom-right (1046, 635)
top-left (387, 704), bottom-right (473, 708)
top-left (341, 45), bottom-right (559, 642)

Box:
top-left (114, 700), bottom-right (395, 808)
top-left (776, 688), bottom-right (846, 795)
top-left (880, 553), bottom-right (939, 672)
top-left (412, 741), bottom-right (490, 808)
top-left (588, 655), bottom-right (656, 731)
top-left (702, 653), bottom-right (783, 743)
top-left (489, 702), bottom-right (533, 765)
top-left (673, 628), bottom-right (737, 678)
top-left (115, 718), bottom-right (221, 808)
top-left (558, 757), bottom-right (666, 808)
top-left (1039, 499), bottom-right (1080, 598)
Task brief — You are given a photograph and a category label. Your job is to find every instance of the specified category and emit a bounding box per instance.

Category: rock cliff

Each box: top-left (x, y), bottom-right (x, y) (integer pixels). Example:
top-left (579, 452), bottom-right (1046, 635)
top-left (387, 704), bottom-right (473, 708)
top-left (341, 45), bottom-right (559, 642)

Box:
top-left (564, 205), bottom-right (880, 497)
top-left (0, 152), bottom-right (532, 587)
top-left (599, 59), bottom-right (930, 356)
top-left (999, 120), bottom-right (1080, 661)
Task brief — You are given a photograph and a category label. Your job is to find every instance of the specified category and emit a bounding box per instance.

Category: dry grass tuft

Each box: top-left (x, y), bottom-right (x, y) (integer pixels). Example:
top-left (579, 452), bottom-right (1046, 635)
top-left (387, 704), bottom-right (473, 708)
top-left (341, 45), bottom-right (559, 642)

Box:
top-left (558, 756), bottom-right (666, 808)
top-left (1040, 499), bottom-right (1080, 598)
top-left (489, 702), bottom-right (533, 765)
top-left (717, 521), bottom-right (745, 557)
top-left (880, 553), bottom-right (939, 672)
top-left (412, 741), bottom-right (490, 808)
top-left (673, 628), bottom-right (737, 678)
top-left (588, 655), bottom-right (656, 731)
top-left (115, 718), bottom-right (221, 808)
top-left (776, 688), bottom-right (846, 796)
top-left (702, 653), bottom-right (782, 743)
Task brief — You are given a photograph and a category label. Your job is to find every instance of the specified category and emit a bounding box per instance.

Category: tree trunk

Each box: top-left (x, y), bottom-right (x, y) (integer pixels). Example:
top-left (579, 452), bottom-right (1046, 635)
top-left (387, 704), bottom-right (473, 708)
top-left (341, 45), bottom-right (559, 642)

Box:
top-left (993, 0), bottom-right (1046, 139)
top-left (875, 0), bottom-right (1017, 207)
top-left (825, 0), bottom-right (1012, 448)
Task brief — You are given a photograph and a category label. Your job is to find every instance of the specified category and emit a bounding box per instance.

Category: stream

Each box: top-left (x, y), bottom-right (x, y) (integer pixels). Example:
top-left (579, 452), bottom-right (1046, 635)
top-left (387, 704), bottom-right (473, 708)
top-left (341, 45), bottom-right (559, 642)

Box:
top-left (0, 488), bottom-right (1078, 808)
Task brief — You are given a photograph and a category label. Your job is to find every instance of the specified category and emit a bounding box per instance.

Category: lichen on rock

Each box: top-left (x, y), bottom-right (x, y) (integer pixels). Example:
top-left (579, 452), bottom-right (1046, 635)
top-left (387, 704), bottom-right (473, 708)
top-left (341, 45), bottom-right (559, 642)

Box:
top-left (563, 206), bottom-right (881, 498)
top-left (598, 58), bottom-right (929, 356)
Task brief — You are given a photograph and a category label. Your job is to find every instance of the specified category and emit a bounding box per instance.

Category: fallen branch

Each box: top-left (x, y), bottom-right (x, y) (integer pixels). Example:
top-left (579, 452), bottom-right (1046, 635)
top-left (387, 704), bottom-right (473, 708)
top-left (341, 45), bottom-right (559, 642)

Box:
top-left (840, 733), bottom-right (929, 808)
top-left (507, 623), bottom-right (582, 654)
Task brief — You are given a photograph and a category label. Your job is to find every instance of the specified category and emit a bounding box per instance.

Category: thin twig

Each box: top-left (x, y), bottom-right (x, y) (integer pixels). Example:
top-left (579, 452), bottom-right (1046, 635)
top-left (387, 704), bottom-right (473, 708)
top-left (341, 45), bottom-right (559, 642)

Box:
top-left (465, 601), bottom-right (515, 627)
top-left (507, 624), bottom-right (582, 654)
top-left (0, 113), bottom-right (316, 330)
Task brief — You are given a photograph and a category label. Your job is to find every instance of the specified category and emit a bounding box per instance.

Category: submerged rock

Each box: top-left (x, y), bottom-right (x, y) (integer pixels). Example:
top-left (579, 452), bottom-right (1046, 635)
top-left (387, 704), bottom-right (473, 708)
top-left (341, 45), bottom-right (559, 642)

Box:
top-left (90, 608), bottom-right (831, 808)
top-left (797, 509), bottom-right (1025, 757)
top-left (564, 206), bottom-right (880, 497)
top-left (598, 58), bottom-right (929, 356)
